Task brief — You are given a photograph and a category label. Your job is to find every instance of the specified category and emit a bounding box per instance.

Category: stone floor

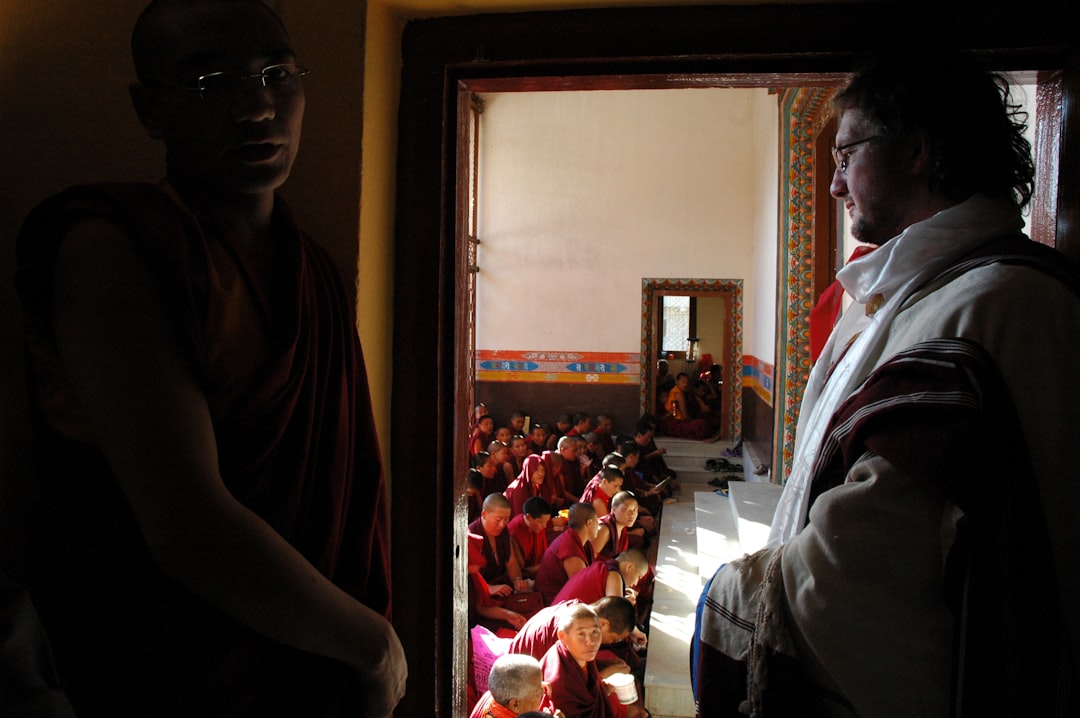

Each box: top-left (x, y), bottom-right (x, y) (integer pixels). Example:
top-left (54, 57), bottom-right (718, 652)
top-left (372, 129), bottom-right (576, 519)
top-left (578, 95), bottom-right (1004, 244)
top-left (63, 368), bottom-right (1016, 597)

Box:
top-left (642, 438), bottom-right (781, 718)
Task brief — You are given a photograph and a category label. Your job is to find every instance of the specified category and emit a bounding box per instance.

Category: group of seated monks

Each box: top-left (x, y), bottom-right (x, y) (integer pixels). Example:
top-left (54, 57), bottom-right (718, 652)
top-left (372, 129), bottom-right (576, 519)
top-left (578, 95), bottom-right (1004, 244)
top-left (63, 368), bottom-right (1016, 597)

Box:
top-left (466, 408), bottom-right (677, 717)
top-left (656, 361), bottom-right (723, 441)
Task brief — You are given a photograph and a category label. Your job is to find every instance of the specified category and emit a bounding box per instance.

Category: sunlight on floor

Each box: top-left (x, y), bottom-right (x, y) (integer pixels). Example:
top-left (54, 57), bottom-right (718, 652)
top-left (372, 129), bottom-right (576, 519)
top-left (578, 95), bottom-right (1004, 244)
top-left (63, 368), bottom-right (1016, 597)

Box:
top-left (648, 607), bottom-right (697, 646)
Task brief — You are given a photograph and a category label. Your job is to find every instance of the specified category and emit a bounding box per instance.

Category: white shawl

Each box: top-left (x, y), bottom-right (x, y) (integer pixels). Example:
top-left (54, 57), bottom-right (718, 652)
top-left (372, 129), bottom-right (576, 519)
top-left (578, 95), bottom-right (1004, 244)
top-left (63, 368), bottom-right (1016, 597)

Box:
top-left (768, 194), bottom-right (1024, 545)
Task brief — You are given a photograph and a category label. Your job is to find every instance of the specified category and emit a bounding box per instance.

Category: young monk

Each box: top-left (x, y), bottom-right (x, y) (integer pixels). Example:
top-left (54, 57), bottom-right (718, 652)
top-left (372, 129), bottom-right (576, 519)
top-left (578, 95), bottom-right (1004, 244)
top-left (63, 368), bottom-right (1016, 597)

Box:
top-left (505, 454), bottom-right (546, 517)
top-left (484, 440), bottom-right (512, 494)
top-left (552, 550), bottom-right (649, 608)
top-left (471, 415), bottom-right (496, 457)
top-left (579, 467), bottom-right (624, 520)
top-left (527, 423), bottom-right (550, 455)
top-left (467, 533), bottom-right (526, 632)
top-left (508, 410), bottom-right (528, 438)
top-left (507, 434), bottom-right (530, 477)
top-left (509, 496), bottom-right (553, 579)
top-left (469, 494), bottom-right (529, 595)
top-left (534, 503), bottom-right (598, 604)
top-left (591, 492), bottom-right (638, 559)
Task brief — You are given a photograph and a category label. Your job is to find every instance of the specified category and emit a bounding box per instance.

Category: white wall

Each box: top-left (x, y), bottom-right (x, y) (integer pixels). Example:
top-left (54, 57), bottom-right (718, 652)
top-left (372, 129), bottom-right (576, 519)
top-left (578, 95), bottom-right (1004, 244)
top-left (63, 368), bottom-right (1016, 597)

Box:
top-left (747, 89), bottom-right (780, 361)
top-left (475, 88), bottom-right (776, 354)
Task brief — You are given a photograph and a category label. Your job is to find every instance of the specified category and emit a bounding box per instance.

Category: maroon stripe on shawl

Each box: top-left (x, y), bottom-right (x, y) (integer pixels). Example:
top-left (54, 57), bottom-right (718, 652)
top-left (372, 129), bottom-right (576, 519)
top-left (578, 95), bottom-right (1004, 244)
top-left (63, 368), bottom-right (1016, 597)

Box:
top-left (806, 338), bottom-right (1071, 716)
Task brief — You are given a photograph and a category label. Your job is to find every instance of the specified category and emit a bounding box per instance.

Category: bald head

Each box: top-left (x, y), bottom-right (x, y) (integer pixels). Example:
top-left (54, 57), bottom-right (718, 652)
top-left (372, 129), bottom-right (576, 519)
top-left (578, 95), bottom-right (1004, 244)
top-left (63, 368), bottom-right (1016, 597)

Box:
top-left (487, 654), bottom-right (543, 709)
top-left (482, 493), bottom-right (511, 513)
top-left (132, 0), bottom-right (289, 82)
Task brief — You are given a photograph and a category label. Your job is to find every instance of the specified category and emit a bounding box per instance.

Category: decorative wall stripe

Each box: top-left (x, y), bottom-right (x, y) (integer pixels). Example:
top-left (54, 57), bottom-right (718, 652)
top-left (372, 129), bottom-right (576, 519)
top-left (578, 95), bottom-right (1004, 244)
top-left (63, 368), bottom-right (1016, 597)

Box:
top-left (476, 350), bottom-right (641, 384)
top-left (742, 355), bottom-right (774, 406)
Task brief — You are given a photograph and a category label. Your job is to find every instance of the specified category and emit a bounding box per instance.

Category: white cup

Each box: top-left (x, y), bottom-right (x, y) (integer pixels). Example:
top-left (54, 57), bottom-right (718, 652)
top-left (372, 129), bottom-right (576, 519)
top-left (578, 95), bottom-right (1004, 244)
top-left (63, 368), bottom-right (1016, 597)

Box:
top-left (605, 672), bottom-right (638, 705)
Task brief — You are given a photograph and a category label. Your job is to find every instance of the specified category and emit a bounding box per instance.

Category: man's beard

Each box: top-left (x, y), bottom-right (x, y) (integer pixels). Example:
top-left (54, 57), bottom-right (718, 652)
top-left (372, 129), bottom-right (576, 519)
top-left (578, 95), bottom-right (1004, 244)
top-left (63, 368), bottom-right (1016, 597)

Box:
top-left (850, 196), bottom-right (906, 246)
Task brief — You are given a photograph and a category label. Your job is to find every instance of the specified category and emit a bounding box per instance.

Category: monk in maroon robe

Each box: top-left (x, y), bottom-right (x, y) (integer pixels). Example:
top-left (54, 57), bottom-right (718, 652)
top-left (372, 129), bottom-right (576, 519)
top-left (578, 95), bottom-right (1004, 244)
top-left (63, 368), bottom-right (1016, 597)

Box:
top-left (13, 2), bottom-right (404, 714)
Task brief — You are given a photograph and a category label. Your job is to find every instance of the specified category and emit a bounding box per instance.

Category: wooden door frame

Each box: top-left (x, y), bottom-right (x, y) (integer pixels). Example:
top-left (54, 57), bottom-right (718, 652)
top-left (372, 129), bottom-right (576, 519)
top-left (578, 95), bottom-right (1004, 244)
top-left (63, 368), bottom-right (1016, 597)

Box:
top-left (391, 6), bottom-right (1078, 716)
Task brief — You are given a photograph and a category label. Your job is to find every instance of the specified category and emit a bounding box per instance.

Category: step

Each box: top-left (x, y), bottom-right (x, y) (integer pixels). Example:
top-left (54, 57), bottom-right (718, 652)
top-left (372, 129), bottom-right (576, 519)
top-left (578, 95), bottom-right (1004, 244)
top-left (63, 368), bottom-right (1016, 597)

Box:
top-left (643, 468), bottom-right (782, 717)
top-left (643, 492), bottom-right (702, 718)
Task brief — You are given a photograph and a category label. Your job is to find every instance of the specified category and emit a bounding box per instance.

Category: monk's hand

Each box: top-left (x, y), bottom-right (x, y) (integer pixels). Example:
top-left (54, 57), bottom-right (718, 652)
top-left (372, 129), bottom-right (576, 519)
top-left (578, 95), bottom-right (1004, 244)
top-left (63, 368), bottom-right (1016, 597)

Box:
top-left (489, 583), bottom-right (513, 597)
top-left (629, 627), bottom-right (648, 649)
top-left (505, 610), bottom-right (526, 630)
top-left (358, 615), bottom-right (408, 718)
top-left (599, 660), bottom-right (631, 679)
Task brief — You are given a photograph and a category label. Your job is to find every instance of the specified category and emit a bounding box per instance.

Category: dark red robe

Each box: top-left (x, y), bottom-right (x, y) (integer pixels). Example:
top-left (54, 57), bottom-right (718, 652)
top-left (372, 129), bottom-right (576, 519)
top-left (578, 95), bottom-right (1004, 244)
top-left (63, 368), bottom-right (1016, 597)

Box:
top-left (16, 182), bottom-right (391, 716)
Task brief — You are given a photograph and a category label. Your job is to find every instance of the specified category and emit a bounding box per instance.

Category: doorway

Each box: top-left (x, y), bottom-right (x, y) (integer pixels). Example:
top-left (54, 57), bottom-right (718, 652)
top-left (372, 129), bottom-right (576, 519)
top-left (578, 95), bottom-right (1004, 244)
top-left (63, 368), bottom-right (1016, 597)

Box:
top-left (389, 9), bottom-right (1079, 717)
top-left (642, 279), bottom-right (741, 440)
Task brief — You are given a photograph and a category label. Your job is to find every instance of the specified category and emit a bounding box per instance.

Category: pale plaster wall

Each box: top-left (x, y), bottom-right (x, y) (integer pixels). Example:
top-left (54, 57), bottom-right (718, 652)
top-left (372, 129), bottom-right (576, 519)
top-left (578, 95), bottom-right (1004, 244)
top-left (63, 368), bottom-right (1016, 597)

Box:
top-left (475, 88), bottom-right (774, 355)
top-left (748, 89), bottom-right (780, 363)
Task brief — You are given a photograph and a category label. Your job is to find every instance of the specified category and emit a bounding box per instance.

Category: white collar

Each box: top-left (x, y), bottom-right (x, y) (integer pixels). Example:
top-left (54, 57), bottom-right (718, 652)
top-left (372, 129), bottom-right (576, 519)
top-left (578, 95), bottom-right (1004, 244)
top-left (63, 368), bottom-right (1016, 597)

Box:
top-left (837, 194), bottom-right (1024, 305)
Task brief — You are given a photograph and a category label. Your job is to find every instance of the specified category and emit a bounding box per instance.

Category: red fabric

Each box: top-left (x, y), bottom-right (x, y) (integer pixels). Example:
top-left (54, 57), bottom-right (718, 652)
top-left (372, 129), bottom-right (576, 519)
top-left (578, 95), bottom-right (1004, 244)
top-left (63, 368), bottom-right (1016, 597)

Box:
top-left (808, 244), bottom-right (876, 362)
top-left (508, 599), bottom-right (580, 659)
top-left (535, 530), bottom-right (594, 604)
top-left (552, 559), bottom-right (620, 606)
top-left (469, 691), bottom-right (517, 718)
top-left (509, 513), bottom-right (548, 569)
top-left (15, 183), bottom-right (391, 714)
top-left (504, 454), bottom-right (544, 516)
top-left (468, 517), bottom-right (513, 586)
top-left (596, 514), bottom-right (630, 560)
top-left (540, 640), bottom-right (623, 718)
top-left (540, 451), bottom-right (568, 509)
top-left (579, 476), bottom-right (613, 513)
top-left (470, 427), bottom-right (494, 457)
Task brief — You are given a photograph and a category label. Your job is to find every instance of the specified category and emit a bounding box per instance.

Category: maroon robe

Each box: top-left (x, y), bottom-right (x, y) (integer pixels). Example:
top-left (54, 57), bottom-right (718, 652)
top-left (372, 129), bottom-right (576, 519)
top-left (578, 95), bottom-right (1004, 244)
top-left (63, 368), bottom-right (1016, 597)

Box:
top-left (540, 640), bottom-right (624, 718)
top-left (16, 182), bottom-right (391, 715)
top-left (535, 529), bottom-right (594, 604)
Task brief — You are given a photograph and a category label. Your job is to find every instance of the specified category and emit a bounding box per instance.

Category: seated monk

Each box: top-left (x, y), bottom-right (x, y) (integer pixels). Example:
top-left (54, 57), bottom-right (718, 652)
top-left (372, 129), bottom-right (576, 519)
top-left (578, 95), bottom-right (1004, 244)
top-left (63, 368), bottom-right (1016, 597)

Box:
top-left (579, 466), bottom-right (624, 520)
top-left (534, 503), bottom-right (598, 604)
top-left (509, 496), bottom-right (552, 580)
top-left (542, 436), bottom-right (585, 507)
top-left (552, 550), bottom-right (649, 611)
top-left (545, 414), bottom-right (573, 452)
top-left (484, 441), bottom-right (512, 495)
top-left (507, 434), bottom-right (530, 479)
top-left (468, 533), bottom-right (526, 632)
top-left (509, 596), bottom-right (638, 668)
top-left (594, 414), bottom-right (617, 456)
top-left (469, 494), bottom-right (530, 595)
top-left (505, 454), bottom-right (546, 517)
top-left (591, 492), bottom-right (638, 560)
top-left (660, 373), bottom-right (715, 440)
top-left (470, 653), bottom-right (557, 718)
top-left (540, 603), bottom-right (647, 718)
top-left (527, 423), bottom-right (550, 456)
top-left (471, 415), bottom-right (496, 457)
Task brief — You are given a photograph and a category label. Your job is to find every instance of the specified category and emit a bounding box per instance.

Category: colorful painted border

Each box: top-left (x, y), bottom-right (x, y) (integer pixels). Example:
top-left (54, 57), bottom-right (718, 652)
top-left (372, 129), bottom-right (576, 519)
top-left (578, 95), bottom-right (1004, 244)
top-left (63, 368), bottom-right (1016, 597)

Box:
top-left (476, 350), bottom-right (641, 384)
top-left (775, 86), bottom-right (836, 482)
top-left (742, 355), bottom-right (773, 406)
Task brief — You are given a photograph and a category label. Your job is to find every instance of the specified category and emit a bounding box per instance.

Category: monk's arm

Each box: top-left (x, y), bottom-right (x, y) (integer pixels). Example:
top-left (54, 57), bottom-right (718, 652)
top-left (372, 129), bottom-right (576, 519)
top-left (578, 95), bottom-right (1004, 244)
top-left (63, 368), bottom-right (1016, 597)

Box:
top-left (563, 556), bottom-right (587, 579)
top-left (53, 219), bottom-right (406, 713)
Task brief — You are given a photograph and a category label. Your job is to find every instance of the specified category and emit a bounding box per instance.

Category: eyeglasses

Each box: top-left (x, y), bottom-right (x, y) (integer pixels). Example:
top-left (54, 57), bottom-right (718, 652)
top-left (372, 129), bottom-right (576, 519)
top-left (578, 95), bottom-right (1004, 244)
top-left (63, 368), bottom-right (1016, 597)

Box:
top-left (831, 134), bottom-right (883, 174)
top-left (152, 63), bottom-right (310, 100)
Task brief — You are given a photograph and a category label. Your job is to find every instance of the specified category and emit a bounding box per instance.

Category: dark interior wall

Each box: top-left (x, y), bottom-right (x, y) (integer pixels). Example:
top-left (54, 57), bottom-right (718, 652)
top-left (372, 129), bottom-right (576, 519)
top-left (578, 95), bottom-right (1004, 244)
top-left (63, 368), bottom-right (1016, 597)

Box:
top-left (740, 386), bottom-right (774, 460)
top-left (476, 381), bottom-right (641, 437)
